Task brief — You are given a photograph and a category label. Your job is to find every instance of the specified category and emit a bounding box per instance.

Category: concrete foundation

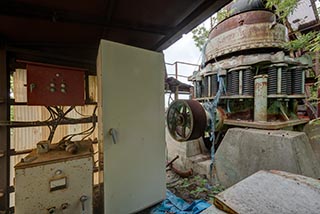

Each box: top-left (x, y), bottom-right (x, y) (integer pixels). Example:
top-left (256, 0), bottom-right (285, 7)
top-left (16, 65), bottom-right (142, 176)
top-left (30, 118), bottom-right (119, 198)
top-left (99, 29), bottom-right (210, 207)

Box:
top-left (166, 131), bottom-right (212, 177)
top-left (215, 128), bottom-right (320, 187)
top-left (304, 122), bottom-right (320, 163)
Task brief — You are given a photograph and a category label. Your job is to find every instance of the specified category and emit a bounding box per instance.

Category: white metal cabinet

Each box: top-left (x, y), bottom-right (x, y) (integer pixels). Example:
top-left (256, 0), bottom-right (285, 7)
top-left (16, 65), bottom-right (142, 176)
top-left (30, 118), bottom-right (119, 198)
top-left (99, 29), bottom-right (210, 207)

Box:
top-left (15, 142), bottom-right (93, 214)
top-left (97, 40), bottom-right (166, 214)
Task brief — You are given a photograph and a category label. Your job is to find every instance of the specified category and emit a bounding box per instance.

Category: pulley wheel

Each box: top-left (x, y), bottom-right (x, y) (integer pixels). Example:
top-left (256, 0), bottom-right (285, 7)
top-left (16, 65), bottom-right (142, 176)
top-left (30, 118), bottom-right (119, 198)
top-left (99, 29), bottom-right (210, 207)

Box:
top-left (167, 100), bottom-right (207, 142)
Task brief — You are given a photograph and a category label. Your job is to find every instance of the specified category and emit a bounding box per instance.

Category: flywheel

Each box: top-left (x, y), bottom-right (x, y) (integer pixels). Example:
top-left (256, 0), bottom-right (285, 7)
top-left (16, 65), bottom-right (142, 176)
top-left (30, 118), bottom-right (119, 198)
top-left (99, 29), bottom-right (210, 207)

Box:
top-left (166, 100), bottom-right (207, 142)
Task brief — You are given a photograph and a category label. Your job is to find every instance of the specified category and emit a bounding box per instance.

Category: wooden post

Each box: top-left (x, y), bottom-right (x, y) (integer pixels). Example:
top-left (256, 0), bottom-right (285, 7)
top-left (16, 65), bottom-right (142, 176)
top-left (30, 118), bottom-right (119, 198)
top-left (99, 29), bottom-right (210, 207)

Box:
top-left (0, 43), bottom-right (10, 212)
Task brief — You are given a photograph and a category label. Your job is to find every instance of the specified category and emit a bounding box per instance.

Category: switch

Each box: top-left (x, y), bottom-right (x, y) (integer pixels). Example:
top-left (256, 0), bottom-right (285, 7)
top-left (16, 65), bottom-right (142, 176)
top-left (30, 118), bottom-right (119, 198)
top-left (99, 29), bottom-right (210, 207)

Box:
top-left (61, 88), bottom-right (67, 93)
top-left (61, 83), bottom-right (67, 93)
top-left (47, 207), bottom-right (56, 214)
top-left (29, 83), bottom-right (36, 92)
top-left (80, 195), bottom-right (88, 211)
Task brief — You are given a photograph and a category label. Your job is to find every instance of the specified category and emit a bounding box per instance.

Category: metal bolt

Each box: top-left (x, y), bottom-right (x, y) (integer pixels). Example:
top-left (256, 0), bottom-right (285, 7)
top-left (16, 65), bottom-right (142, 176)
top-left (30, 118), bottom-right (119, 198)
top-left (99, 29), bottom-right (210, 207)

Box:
top-left (50, 87), bottom-right (56, 92)
top-left (61, 83), bottom-right (66, 88)
top-left (50, 83), bottom-right (55, 87)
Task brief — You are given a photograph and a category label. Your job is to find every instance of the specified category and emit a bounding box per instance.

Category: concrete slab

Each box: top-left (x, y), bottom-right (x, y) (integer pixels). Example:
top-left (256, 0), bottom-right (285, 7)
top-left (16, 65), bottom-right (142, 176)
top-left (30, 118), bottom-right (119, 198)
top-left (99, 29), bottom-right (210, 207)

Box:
top-left (214, 170), bottom-right (320, 214)
top-left (215, 128), bottom-right (320, 187)
top-left (201, 205), bottom-right (227, 214)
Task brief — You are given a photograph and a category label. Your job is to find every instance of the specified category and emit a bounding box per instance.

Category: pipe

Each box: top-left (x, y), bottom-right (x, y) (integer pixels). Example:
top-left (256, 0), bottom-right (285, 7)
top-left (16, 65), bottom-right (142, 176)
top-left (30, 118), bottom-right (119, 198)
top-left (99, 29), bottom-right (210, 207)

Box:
top-left (166, 155), bottom-right (179, 168)
top-left (254, 75), bottom-right (268, 122)
top-left (171, 165), bottom-right (193, 178)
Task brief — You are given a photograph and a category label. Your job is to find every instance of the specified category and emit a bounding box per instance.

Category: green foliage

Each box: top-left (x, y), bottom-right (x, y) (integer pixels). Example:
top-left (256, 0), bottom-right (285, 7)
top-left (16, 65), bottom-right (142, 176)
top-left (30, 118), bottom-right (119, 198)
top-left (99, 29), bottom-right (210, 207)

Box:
top-left (169, 175), bottom-right (225, 203)
top-left (285, 32), bottom-right (316, 51)
top-left (216, 8), bottom-right (232, 22)
top-left (191, 9), bottom-right (233, 51)
top-left (265, 0), bottom-right (299, 21)
top-left (283, 31), bottom-right (320, 52)
top-left (307, 32), bottom-right (320, 52)
top-left (192, 25), bottom-right (209, 51)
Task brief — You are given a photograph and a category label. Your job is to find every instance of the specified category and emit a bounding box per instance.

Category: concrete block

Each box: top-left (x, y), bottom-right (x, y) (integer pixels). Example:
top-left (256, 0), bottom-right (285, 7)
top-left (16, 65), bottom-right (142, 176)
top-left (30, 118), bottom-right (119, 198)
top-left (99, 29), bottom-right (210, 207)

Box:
top-left (304, 122), bottom-right (320, 163)
top-left (166, 130), bottom-right (211, 175)
top-left (215, 128), bottom-right (320, 187)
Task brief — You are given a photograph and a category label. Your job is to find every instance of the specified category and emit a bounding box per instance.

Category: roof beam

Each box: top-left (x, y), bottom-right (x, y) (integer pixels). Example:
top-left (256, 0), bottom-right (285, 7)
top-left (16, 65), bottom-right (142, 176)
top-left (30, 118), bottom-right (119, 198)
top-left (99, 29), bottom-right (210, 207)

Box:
top-left (154, 0), bottom-right (231, 51)
top-left (0, 2), bottom-right (170, 36)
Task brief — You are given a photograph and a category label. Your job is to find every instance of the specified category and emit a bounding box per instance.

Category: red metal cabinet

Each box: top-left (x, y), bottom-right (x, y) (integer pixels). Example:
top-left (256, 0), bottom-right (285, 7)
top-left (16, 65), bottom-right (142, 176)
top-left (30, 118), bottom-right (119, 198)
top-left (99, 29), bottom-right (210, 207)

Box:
top-left (26, 62), bottom-right (85, 106)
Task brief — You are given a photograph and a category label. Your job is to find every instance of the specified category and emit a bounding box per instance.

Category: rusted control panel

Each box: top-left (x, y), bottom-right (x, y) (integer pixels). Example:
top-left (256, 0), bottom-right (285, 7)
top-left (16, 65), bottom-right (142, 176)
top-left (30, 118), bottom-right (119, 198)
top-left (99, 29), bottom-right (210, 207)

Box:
top-left (25, 61), bottom-right (85, 106)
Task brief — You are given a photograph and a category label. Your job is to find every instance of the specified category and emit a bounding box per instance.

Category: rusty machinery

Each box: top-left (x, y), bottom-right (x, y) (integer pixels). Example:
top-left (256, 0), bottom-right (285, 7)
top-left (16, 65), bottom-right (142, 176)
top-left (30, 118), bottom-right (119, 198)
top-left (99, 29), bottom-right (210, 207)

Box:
top-left (167, 2), bottom-right (311, 147)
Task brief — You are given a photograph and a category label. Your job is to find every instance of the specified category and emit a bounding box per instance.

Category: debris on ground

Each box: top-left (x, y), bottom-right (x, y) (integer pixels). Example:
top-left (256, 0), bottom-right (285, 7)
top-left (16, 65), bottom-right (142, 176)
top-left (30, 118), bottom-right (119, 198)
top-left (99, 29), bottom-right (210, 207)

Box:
top-left (151, 190), bottom-right (211, 214)
top-left (166, 171), bottom-right (225, 204)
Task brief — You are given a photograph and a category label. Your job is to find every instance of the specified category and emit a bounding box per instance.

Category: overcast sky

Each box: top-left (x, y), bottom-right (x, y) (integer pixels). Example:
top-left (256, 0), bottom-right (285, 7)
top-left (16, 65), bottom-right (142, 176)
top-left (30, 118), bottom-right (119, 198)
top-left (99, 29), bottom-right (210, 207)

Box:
top-left (162, 18), bottom-right (210, 105)
top-left (163, 32), bottom-right (201, 85)
top-left (163, 17), bottom-right (211, 84)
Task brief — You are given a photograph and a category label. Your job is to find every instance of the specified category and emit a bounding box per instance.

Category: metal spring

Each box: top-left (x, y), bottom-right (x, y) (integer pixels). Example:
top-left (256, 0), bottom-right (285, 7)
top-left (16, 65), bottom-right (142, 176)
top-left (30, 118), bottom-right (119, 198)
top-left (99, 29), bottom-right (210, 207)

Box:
top-left (195, 81), bottom-right (202, 98)
top-left (268, 67), bottom-right (277, 95)
top-left (227, 71), bottom-right (233, 95)
top-left (281, 68), bottom-right (287, 94)
top-left (211, 74), bottom-right (218, 96)
top-left (202, 77), bottom-right (209, 97)
top-left (286, 68), bottom-right (292, 95)
top-left (243, 69), bottom-right (253, 96)
top-left (292, 68), bottom-right (303, 94)
top-left (231, 71), bottom-right (239, 95)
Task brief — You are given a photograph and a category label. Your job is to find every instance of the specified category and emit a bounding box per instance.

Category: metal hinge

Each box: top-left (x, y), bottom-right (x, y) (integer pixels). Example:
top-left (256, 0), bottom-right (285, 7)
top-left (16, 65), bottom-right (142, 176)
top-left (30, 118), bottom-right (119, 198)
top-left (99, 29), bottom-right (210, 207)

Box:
top-left (0, 150), bottom-right (4, 158)
top-left (0, 189), bottom-right (4, 198)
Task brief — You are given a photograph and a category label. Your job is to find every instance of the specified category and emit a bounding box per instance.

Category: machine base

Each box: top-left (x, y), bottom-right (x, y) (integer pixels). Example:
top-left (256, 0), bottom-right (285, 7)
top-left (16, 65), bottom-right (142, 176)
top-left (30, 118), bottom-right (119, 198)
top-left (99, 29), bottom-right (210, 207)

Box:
top-left (214, 128), bottom-right (320, 187)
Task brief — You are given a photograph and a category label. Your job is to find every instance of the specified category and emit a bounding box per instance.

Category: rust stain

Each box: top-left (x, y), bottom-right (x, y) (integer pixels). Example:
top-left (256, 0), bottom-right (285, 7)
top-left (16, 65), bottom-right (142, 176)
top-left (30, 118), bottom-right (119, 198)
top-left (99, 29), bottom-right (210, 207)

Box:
top-left (214, 197), bottom-right (238, 214)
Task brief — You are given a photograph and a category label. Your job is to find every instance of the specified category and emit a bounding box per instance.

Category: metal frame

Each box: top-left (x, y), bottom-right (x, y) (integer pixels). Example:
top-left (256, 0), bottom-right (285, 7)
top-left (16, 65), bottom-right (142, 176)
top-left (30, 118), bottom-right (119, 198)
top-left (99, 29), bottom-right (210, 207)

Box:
top-left (165, 61), bottom-right (199, 100)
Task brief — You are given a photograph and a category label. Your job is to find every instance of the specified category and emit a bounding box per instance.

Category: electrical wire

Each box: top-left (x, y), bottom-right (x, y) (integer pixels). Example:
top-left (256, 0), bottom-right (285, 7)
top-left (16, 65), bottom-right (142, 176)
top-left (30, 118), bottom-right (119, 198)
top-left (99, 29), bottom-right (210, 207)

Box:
top-left (57, 105), bottom-right (97, 144)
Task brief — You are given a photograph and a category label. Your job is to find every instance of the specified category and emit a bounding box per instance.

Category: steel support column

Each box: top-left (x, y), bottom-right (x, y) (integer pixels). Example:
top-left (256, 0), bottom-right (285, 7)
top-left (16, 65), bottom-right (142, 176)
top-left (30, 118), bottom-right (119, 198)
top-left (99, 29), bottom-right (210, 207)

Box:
top-left (0, 44), bottom-right (10, 213)
top-left (174, 62), bottom-right (179, 100)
